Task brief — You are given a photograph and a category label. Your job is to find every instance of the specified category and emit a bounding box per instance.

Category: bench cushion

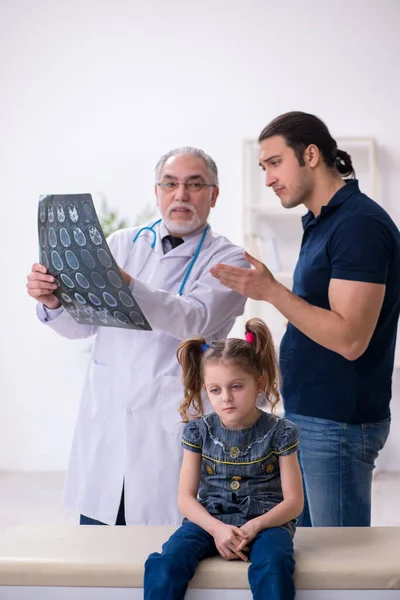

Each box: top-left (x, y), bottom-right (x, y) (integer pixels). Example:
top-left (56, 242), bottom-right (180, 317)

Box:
top-left (0, 526), bottom-right (400, 590)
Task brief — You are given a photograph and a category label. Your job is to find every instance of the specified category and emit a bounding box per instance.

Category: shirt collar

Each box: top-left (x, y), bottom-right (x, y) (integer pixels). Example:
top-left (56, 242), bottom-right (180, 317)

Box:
top-left (302, 179), bottom-right (360, 229)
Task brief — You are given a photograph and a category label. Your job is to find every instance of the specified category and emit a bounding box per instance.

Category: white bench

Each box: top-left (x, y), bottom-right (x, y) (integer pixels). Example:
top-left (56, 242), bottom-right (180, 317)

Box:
top-left (0, 525), bottom-right (400, 599)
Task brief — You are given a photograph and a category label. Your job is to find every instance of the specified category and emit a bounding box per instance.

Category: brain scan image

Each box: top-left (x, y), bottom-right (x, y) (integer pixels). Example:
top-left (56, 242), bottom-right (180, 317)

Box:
top-left (97, 248), bottom-right (112, 268)
top-left (114, 311), bottom-right (130, 324)
top-left (61, 273), bottom-right (75, 288)
top-left (83, 203), bottom-right (93, 221)
top-left (88, 292), bottom-right (101, 306)
top-left (96, 307), bottom-right (113, 324)
top-left (74, 293), bottom-right (87, 305)
top-left (81, 249), bottom-right (95, 269)
top-left (60, 228), bottom-right (71, 247)
top-left (57, 204), bottom-right (66, 222)
top-left (119, 291), bottom-right (134, 307)
top-left (39, 203), bottom-right (46, 223)
top-left (75, 272), bottom-right (90, 289)
top-left (89, 226), bottom-right (102, 245)
top-left (73, 227), bottom-right (86, 246)
top-left (130, 311), bottom-right (145, 326)
top-left (37, 193), bottom-right (151, 331)
top-left (103, 292), bottom-right (117, 307)
top-left (108, 271), bottom-right (122, 288)
top-left (48, 204), bottom-right (54, 222)
top-left (92, 271), bottom-right (106, 289)
top-left (51, 250), bottom-right (63, 271)
top-left (68, 204), bottom-right (79, 222)
top-left (41, 251), bottom-right (49, 269)
top-left (65, 250), bottom-right (79, 270)
top-left (48, 227), bottom-right (57, 248)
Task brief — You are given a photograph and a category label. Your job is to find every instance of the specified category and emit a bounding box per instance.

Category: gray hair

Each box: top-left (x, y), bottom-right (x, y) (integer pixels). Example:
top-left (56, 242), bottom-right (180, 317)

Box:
top-left (155, 146), bottom-right (219, 185)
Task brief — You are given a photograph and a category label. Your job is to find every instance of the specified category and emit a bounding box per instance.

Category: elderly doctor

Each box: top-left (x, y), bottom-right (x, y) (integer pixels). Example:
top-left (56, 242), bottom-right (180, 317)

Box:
top-left (27, 147), bottom-right (249, 526)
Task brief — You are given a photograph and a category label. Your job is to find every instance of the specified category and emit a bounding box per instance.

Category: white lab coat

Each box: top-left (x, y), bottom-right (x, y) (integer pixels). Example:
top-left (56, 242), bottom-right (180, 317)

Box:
top-left (38, 221), bottom-right (248, 525)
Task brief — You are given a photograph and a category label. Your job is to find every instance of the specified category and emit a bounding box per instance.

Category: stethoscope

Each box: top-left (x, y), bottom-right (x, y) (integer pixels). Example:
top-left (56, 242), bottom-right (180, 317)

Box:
top-left (132, 219), bottom-right (210, 296)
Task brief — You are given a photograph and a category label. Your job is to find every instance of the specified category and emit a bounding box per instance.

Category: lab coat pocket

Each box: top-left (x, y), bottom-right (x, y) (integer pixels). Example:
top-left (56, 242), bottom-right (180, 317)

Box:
top-left (160, 375), bottom-right (184, 434)
top-left (81, 360), bottom-right (111, 424)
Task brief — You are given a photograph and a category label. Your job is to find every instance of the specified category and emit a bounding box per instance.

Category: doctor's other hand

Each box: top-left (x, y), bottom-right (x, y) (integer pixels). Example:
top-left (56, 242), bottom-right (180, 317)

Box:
top-left (26, 263), bottom-right (61, 309)
top-left (118, 266), bottom-right (132, 287)
top-left (210, 251), bottom-right (278, 302)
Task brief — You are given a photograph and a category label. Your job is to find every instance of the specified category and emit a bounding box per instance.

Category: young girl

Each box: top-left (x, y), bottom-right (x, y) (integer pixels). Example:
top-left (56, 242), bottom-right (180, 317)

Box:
top-left (144, 318), bottom-right (303, 600)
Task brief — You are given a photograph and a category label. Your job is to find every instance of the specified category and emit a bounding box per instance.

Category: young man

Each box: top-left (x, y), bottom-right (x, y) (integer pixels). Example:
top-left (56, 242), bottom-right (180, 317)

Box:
top-left (211, 112), bottom-right (400, 526)
top-left (27, 147), bottom-right (249, 526)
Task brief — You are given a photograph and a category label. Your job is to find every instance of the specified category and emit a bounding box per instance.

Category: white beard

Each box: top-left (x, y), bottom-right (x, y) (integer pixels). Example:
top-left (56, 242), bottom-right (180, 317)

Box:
top-left (164, 204), bottom-right (203, 235)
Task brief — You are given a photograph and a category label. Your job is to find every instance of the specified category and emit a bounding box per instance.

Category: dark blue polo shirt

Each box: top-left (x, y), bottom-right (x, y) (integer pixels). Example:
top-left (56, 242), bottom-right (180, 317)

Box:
top-left (280, 180), bottom-right (400, 424)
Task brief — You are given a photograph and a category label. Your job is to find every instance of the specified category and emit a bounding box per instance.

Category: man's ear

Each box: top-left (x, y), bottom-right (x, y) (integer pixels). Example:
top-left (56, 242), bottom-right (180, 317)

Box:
top-left (211, 186), bottom-right (219, 208)
top-left (304, 144), bottom-right (320, 168)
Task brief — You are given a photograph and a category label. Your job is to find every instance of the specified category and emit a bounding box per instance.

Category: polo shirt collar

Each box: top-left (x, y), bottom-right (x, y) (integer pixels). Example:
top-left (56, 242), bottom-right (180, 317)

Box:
top-left (302, 179), bottom-right (360, 229)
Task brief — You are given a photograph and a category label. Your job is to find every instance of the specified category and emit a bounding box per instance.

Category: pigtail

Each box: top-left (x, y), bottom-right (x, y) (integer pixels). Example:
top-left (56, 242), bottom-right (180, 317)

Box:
top-left (245, 318), bottom-right (281, 413)
top-left (176, 338), bottom-right (206, 422)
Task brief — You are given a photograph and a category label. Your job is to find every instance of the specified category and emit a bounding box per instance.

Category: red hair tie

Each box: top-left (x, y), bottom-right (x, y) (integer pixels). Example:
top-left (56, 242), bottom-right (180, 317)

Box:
top-left (245, 332), bottom-right (255, 343)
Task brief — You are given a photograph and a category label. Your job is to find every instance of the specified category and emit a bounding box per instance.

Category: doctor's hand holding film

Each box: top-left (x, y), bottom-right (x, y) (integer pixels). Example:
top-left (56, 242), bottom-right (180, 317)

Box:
top-left (26, 263), bottom-right (62, 309)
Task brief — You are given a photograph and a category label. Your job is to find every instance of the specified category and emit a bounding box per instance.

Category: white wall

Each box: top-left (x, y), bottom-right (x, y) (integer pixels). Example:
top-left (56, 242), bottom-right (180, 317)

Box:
top-left (1, 0), bottom-right (400, 471)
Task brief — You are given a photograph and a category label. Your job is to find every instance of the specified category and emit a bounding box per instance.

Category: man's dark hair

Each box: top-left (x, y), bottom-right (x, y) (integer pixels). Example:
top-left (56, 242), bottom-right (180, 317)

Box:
top-left (258, 111), bottom-right (355, 178)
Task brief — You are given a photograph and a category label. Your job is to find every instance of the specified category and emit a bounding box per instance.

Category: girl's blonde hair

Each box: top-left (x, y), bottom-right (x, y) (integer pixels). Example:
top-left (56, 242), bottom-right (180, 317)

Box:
top-left (177, 317), bottom-right (281, 422)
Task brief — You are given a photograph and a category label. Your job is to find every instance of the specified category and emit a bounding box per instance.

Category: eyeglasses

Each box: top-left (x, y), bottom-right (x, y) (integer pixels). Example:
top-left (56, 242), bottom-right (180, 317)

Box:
top-left (157, 181), bottom-right (215, 193)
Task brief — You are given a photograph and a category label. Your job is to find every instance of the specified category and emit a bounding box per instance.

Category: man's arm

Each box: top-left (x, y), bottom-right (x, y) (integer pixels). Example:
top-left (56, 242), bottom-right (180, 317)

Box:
top-left (267, 274), bottom-right (384, 361)
top-left (211, 251), bottom-right (385, 361)
top-left (211, 215), bottom-right (392, 361)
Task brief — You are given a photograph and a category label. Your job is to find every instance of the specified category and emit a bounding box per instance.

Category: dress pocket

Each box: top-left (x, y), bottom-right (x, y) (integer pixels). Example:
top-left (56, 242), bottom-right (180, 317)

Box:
top-left (202, 458), bottom-right (217, 476)
top-left (260, 455), bottom-right (279, 478)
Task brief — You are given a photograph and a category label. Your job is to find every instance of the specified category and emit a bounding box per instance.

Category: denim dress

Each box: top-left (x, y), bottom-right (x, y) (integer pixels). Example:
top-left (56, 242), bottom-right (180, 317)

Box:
top-left (181, 410), bottom-right (300, 537)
